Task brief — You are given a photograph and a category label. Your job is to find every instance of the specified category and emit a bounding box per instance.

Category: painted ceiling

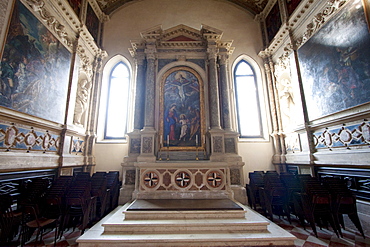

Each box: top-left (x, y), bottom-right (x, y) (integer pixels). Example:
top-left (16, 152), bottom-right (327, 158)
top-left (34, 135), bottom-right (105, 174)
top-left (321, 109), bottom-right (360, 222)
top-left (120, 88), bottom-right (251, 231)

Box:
top-left (95, 0), bottom-right (269, 16)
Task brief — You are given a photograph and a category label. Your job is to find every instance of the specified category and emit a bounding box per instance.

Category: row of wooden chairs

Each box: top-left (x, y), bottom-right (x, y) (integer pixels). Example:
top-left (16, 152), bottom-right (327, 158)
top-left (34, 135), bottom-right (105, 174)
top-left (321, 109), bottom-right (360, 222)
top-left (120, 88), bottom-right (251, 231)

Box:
top-left (0, 171), bottom-right (120, 246)
top-left (246, 171), bottom-right (365, 238)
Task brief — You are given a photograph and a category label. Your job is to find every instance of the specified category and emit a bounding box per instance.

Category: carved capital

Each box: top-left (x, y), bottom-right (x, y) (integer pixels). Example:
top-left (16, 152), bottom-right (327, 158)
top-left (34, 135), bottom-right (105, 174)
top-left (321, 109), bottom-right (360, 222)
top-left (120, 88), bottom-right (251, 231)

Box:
top-left (207, 47), bottom-right (218, 60)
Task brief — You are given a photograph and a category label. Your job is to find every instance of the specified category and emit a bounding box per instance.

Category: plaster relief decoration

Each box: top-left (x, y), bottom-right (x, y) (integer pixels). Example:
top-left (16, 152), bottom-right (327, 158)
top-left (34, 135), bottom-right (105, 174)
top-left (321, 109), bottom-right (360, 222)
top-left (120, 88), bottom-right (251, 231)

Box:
top-left (0, 122), bottom-right (59, 152)
top-left (313, 121), bottom-right (370, 149)
top-left (297, 0), bottom-right (370, 120)
top-left (275, 53), bottom-right (303, 131)
top-left (73, 76), bottom-right (92, 127)
top-left (139, 168), bottom-right (226, 192)
top-left (0, 0), bottom-right (71, 123)
top-left (160, 66), bottom-right (205, 150)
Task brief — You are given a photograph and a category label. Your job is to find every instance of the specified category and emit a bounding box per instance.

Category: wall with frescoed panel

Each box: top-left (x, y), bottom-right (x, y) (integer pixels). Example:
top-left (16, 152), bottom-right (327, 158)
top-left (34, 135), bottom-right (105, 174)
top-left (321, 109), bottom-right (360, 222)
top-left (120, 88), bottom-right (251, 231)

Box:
top-left (0, 0), bottom-right (106, 187)
top-left (261, 0), bottom-right (370, 235)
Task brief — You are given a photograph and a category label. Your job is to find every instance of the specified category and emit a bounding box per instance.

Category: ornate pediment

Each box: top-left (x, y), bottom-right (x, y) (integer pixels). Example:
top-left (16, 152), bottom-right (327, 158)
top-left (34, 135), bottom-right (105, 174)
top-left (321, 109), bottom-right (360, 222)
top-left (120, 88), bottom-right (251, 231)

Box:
top-left (162, 24), bottom-right (203, 41)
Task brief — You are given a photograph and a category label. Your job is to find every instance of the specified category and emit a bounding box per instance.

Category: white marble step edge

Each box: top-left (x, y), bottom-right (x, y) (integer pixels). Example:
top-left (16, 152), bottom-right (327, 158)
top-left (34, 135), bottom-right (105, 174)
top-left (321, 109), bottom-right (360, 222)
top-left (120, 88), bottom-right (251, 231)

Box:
top-left (102, 218), bottom-right (269, 233)
top-left (123, 209), bottom-right (247, 220)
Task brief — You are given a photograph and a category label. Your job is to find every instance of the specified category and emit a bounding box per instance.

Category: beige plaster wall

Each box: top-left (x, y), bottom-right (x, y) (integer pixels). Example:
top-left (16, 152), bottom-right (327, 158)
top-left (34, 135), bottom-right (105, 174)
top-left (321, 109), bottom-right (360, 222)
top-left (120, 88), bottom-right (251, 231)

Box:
top-left (95, 0), bottom-right (275, 182)
top-left (94, 143), bottom-right (128, 174)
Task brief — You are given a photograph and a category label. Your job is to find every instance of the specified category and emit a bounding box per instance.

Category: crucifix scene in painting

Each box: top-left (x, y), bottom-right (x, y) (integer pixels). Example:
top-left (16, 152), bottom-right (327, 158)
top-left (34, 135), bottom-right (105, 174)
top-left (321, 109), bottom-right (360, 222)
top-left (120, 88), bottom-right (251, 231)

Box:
top-left (162, 67), bottom-right (203, 148)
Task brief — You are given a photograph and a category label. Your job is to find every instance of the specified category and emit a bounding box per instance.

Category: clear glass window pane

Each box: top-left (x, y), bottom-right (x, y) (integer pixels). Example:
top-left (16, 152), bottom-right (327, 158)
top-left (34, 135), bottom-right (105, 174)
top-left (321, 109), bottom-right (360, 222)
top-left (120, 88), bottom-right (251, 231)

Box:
top-left (234, 60), bottom-right (262, 137)
top-left (105, 63), bottom-right (130, 138)
top-left (235, 61), bottom-right (254, 75)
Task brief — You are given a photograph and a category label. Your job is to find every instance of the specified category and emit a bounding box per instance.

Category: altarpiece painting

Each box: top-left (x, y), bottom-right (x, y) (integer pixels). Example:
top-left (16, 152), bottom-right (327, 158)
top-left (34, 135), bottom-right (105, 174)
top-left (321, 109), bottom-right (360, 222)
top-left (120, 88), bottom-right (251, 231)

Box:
top-left (160, 67), bottom-right (205, 150)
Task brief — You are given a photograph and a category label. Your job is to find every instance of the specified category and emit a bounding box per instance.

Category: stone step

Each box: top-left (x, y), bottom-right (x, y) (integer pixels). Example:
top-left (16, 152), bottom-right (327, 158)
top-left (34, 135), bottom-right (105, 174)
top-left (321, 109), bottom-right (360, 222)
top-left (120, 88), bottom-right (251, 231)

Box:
top-left (102, 218), bottom-right (269, 233)
top-left (124, 210), bottom-right (247, 220)
top-left (77, 203), bottom-right (297, 247)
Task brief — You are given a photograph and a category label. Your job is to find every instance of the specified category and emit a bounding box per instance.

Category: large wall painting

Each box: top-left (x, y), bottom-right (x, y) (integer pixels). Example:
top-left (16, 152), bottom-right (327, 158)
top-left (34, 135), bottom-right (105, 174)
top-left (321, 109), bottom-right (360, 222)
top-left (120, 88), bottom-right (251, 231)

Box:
top-left (0, 0), bottom-right (71, 123)
top-left (298, 0), bottom-right (370, 120)
top-left (160, 67), bottom-right (205, 150)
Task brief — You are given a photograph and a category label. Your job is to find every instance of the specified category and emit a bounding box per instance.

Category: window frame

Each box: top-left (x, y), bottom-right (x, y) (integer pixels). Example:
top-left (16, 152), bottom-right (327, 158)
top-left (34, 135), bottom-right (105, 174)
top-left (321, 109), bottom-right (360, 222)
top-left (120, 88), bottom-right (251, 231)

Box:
top-left (232, 55), bottom-right (269, 141)
top-left (97, 55), bottom-right (132, 143)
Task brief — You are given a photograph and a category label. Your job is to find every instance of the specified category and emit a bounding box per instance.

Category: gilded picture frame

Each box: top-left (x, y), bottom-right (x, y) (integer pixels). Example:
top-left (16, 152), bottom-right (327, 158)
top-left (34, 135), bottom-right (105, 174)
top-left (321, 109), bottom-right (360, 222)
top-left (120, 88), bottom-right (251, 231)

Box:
top-left (159, 66), bottom-right (206, 151)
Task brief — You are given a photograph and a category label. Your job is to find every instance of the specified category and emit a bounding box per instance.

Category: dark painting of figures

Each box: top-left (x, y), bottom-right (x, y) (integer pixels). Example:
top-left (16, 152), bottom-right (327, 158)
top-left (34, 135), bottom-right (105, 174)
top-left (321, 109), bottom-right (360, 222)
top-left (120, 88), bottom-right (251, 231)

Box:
top-left (162, 67), bottom-right (203, 148)
top-left (0, 0), bottom-right (71, 123)
top-left (266, 2), bottom-right (282, 43)
top-left (286, 0), bottom-right (302, 17)
top-left (68, 0), bottom-right (82, 17)
top-left (298, 0), bottom-right (370, 120)
top-left (86, 3), bottom-right (100, 43)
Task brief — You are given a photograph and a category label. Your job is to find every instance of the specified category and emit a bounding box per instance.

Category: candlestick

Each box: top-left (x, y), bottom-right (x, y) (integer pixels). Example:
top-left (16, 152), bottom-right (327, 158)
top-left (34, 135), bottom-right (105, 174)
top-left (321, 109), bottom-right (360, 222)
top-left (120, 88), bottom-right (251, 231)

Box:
top-left (196, 135), bottom-right (198, 146)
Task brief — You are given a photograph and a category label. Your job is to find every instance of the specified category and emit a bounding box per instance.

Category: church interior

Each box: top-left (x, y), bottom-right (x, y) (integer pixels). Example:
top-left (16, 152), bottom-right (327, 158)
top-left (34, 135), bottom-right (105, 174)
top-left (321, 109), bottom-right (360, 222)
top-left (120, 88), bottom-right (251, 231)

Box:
top-left (0, 0), bottom-right (370, 246)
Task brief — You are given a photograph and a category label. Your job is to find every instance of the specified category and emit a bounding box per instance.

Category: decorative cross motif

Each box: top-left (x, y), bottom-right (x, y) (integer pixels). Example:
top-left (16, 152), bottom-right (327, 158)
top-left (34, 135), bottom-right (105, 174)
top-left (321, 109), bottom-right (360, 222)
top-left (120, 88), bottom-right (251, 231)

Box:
top-left (207, 171), bottom-right (223, 188)
top-left (143, 171), bottom-right (159, 188)
top-left (175, 171), bottom-right (191, 188)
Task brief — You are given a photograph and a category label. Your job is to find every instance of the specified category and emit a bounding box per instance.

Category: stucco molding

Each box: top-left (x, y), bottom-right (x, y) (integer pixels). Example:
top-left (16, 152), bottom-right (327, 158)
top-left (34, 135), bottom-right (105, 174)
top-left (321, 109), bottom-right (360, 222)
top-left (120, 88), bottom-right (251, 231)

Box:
top-left (22, 0), bottom-right (73, 50)
top-left (294, 0), bottom-right (348, 48)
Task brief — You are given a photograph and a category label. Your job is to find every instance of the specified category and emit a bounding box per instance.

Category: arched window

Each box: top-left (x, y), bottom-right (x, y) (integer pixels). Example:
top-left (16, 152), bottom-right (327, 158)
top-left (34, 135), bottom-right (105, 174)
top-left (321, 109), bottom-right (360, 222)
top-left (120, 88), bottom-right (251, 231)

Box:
top-left (98, 57), bottom-right (132, 142)
top-left (234, 59), bottom-right (263, 138)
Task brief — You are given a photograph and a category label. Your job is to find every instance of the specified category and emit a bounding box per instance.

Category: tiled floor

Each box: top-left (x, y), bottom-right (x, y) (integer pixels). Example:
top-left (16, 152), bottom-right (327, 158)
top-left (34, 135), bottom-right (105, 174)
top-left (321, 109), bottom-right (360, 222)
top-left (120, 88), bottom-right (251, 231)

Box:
top-left (13, 209), bottom-right (370, 247)
top-left (272, 216), bottom-right (369, 247)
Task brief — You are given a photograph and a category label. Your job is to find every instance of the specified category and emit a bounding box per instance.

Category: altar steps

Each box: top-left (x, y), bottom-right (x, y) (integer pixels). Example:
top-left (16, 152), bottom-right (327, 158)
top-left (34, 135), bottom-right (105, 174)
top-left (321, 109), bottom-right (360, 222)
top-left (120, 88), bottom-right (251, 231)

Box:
top-left (77, 200), bottom-right (296, 246)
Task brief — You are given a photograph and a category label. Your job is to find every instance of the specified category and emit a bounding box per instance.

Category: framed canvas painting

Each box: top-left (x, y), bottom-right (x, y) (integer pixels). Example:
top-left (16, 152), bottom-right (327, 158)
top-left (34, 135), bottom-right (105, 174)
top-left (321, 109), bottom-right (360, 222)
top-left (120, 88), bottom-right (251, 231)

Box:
top-left (86, 2), bottom-right (99, 43)
top-left (297, 0), bottom-right (370, 120)
top-left (266, 2), bottom-right (282, 43)
top-left (159, 67), bottom-right (205, 150)
top-left (0, 0), bottom-right (71, 123)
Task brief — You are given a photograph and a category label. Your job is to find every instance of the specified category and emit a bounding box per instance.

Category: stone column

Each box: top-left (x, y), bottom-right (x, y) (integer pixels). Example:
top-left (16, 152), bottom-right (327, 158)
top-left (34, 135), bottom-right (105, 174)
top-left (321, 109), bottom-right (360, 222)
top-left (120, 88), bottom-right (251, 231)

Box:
top-left (218, 52), bottom-right (232, 131)
top-left (137, 41), bottom-right (157, 162)
top-left (133, 52), bottom-right (146, 130)
top-left (207, 46), bottom-right (222, 130)
top-left (143, 43), bottom-right (156, 129)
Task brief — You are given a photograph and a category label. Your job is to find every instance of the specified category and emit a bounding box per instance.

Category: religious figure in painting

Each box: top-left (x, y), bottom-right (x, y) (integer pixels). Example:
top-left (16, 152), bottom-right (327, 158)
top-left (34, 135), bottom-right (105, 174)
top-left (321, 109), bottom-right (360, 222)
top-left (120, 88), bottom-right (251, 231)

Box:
top-left (163, 68), bottom-right (201, 147)
top-left (178, 114), bottom-right (188, 141)
top-left (187, 106), bottom-right (200, 141)
top-left (164, 103), bottom-right (178, 141)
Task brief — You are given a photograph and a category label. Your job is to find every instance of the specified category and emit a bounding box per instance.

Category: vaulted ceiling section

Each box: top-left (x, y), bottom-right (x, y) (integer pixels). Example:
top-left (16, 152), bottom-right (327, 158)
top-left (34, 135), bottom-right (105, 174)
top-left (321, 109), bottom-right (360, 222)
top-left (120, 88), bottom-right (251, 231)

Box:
top-left (96, 0), bottom-right (269, 16)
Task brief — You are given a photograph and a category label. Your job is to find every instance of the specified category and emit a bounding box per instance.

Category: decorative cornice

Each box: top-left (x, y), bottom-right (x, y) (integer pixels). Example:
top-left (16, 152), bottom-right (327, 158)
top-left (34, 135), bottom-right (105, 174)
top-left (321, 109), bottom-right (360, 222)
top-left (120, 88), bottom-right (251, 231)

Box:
top-left (159, 41), bottom-right (205, 49)
top-left (88, 0), bottom-right (109, 22)
top-left (295, 0), bottom-right (347, 48)
top-left (23, 0), bottom-right (73, 49)
top-left (161, 24), bottom-right (203, 41)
